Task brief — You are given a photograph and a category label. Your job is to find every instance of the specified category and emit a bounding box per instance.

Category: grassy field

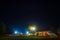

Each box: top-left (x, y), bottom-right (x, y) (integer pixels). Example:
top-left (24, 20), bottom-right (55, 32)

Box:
top-left (0, 36), bottom-right (60, 40)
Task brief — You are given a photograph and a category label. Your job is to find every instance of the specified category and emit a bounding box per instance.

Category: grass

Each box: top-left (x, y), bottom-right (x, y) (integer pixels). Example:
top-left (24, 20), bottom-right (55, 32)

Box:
top-left (0, 36), bottom-right (59, 40)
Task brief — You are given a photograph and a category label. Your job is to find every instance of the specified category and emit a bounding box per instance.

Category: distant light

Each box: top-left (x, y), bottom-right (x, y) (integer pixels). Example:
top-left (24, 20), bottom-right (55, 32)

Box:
top-left (32, 27), bottom-right (36, 31)
top-left (26, 31), bottom-right (29, 34)
top-left (14, 31), bottom-right (18, 34)
top-left (29, 25), bottom-right (36, 31)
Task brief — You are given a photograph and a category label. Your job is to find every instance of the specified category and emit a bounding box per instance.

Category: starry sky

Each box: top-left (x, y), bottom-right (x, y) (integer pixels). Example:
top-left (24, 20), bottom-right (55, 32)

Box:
top-left (0, 0), bottom-right (60, 33)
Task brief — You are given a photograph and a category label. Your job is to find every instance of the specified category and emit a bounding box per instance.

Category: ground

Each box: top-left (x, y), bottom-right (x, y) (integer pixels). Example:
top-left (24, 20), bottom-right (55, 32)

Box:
top-left (0, 36), bottom-right (60, 40)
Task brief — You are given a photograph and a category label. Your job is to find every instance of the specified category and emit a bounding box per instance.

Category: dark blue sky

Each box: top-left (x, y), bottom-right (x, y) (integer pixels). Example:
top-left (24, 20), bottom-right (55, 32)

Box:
top-left (0, 0), bottom-right (59, 33)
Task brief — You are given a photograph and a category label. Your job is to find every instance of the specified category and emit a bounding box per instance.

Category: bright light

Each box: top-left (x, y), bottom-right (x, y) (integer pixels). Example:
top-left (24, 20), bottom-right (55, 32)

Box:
top-left (32, 27), bottom-right (36, 31)
top-left (29, 25), bottom-right (36, 31)
top-left (26, 31), bottom-right (29, 34)
top-left (14, 31), bottom-right (18, 34)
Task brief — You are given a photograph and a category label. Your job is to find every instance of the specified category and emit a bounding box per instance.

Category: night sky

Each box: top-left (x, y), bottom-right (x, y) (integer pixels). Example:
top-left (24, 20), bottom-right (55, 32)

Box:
top-left (0, 0), bottom-right (60, 33)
